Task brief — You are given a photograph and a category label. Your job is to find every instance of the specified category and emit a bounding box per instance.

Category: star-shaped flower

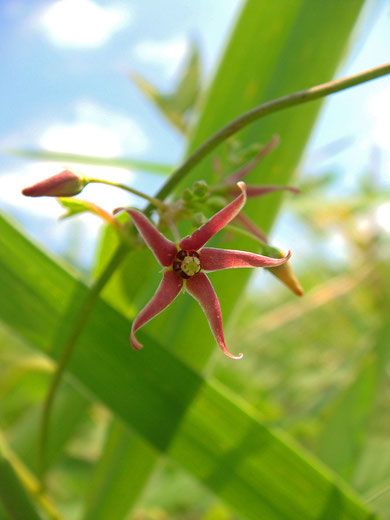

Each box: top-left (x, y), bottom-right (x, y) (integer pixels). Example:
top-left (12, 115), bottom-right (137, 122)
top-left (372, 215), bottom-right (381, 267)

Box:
top-left (124, 182), bottom-right (290, 359)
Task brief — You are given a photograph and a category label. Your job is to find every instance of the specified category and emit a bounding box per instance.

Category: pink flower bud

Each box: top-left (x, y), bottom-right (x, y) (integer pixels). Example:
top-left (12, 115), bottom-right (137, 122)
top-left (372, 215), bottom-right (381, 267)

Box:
top-left (22, 170), bottom-right (87, 197)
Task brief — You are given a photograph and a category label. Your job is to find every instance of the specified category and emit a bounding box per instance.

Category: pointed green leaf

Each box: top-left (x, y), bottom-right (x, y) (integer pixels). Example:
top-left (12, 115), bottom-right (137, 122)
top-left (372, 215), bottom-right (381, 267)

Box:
top-left (316, 320), bottom-right (390, 481)
top-left (90, 1), bottom-right (367, 514)
top-left (129, 41), bottom-right (201, 134)
top-left (0, 215), bottom-right (379, 520)
top-left (0, 445), bottom-right (43, 520)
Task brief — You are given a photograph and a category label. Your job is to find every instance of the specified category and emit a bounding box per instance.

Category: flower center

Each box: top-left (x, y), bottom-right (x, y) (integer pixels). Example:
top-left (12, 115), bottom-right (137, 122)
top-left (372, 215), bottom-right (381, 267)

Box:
top-left (172, 250), bottom-right (201, 279)
top-left (181, 255), bottom-right (201, 276)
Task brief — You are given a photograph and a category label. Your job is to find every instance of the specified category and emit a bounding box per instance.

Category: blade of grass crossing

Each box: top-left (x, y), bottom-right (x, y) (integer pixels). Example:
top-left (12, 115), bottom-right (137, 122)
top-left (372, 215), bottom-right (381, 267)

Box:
top-left (0, 453), bottom-right (43, 520)
top-left (83, 422), bottom-right (156, 520)
top-left (4, 149), bottom-right (172, 175)
top-left (0, 215), bottom-right (379, 520)
top-left (316, 315), bottom-right (390, 480)
top-left (87, 0), bottom-right (366, 517)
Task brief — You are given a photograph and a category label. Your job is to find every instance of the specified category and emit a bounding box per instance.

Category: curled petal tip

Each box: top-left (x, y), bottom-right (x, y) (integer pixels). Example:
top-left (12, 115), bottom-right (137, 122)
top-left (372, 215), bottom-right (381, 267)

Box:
top-left (130, 330), bottom-right (144, 350)
top-left (236, 181), bottom-right (247, 194)
top-left (113, 207), bottom-right (126, 215)
top-left (226, 351), bottom-right (244, 360)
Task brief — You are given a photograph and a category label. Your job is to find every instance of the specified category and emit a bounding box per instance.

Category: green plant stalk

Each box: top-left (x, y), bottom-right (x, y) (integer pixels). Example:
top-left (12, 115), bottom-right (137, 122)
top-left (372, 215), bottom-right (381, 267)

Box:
top-left (39, 243), bottom-right (129, 485)
top-left (38, 61), bottom-right (390, 486)
top-left (151, 62), bottom-right (390, 206)
top-left (86, 178), bottom-right (167, 210)
top-left (0, 434), bottom-right (63, 520)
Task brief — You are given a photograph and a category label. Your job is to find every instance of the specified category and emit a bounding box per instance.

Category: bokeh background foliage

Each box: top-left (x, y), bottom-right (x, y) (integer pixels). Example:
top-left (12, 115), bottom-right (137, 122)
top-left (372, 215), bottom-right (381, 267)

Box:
top-left (1, 0), bottom-right (389, 519)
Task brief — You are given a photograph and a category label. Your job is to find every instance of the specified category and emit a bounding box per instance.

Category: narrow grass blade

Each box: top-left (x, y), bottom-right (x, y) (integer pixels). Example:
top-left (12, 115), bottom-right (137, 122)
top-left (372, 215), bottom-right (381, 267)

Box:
top-left (0, 215), bottom-right (379, 520)
top-left (4, 149), bottom-right (172, 176)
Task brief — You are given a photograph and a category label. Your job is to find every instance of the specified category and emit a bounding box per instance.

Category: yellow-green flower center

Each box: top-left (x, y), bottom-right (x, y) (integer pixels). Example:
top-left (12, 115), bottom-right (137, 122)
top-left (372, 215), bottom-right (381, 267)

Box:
top-left (181, 255), bottom-right (201, 277)
top-left (172, 250), bottom-right (201, 279)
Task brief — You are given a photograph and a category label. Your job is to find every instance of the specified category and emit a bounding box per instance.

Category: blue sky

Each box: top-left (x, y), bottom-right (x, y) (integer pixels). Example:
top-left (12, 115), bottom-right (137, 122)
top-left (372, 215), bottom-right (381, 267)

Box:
top-left (0, 0), bottom-right (389, 271)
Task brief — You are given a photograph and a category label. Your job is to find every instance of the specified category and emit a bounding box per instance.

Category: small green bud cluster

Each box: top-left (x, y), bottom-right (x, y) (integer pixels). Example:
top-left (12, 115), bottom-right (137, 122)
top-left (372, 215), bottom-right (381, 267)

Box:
top-left (226, 138), bottom-right (263, 167)
top-left (181, 180), bottom-right (210, 208)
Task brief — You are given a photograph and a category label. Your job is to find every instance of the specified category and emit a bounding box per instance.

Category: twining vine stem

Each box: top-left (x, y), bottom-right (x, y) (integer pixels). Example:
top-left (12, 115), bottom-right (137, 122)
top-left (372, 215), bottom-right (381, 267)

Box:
top-left (150, 62), bottom-right (390, 207)
top-left (39, 62), bottom-right (390, 485)
top-left (38, 244), bottom-right (128, 485)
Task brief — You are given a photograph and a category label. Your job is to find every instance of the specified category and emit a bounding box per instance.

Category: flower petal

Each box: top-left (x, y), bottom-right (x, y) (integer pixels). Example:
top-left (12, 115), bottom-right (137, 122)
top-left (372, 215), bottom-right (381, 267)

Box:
top-left (126, 209), bottom-right (177, 267)
top-left (131, 270), bottom-right (183, 350)
top-left (180, 182), bottom-right (247, 251)
top-left (199, 247), bottom-right (291, 271)
top-left (186, 272), bottom-right (243, 360)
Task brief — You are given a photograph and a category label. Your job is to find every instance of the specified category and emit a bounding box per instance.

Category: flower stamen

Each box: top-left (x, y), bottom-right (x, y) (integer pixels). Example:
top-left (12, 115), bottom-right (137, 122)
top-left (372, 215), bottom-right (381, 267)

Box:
top-left (173, 249), bottom-right (202, 278)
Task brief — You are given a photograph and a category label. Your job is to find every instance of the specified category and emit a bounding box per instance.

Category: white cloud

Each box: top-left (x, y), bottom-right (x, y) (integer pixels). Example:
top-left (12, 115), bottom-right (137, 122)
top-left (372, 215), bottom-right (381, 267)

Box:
top-left (133, 36), bottom-right (188, 80)
top-left (1, 99), bottom-right (149, 222)
top-left (0, 100), bottom-right (150, 266)
top-left (0, 162), bottom-right (64, 217)
top-left (40, 123), bottom-right (122, 157)
top-left (39, 100), bottom-right (149, 157)
top-left (40, 0), bottom-right (130, 48)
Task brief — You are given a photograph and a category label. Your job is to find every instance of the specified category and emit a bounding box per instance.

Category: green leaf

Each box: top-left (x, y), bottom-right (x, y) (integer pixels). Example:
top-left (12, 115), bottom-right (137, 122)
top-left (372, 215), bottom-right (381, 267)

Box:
top-left (355, 438), bottom-right (390, 519)
top-left (4, 149), bottom-right (172, 176)
top-left (0, 215), bottom-right (379, 520)
top-left (0, 442), bottom-right (43, 520)
top-left (316, 319), bottom-right (390, 481)
top-left (174, 42), bottom-right (202, 115)
top-left (82, 421), bottom-right (156, 520)
top-left (57, 198), bottom-right (91, 219)
top-left (11, 382), bottom-right (90, 473)
top-left (130, 41), bottom-right (201, 134)
top-left (91, 0), bottom-right (367, 514)
top-left (102, 0), bottom-right (367, 367)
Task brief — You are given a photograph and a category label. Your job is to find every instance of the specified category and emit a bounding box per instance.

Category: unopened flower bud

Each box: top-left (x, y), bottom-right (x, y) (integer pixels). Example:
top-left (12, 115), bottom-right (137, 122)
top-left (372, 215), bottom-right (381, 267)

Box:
top-left (182, 188), bottom-right (194, 202)
top-left (193, 180), bottom-right (209, 197)
top-left (264, 246), bottom-right (303, 296)
top-left (22, 170), bottom-right (87, 197)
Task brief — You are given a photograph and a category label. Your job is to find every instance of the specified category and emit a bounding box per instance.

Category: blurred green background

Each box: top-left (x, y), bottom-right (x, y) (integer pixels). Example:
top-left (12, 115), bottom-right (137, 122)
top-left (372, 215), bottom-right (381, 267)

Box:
top-left (1, 1), bottom-right (390, 519)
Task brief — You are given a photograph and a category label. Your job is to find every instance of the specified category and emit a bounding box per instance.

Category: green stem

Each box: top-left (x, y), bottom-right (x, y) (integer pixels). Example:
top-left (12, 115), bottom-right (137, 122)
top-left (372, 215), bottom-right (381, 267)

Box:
top-left (87, 178), bottom-right (167, 210)
top-left (39, 243), bottom-right (129, 486)
top-left (150, 62), bottom-right (390, 207)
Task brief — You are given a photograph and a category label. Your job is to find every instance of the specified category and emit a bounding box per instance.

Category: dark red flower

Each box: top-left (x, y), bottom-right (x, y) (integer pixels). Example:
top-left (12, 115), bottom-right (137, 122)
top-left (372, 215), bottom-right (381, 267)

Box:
top-left (125, 182), bottom-right (290, 359)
